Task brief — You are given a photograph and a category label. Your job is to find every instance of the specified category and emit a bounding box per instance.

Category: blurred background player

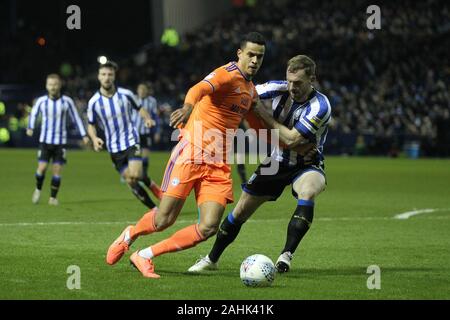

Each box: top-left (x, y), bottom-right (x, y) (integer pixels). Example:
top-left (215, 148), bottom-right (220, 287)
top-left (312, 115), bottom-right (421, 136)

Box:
top-left (188, 55), bottom-right (330, 273)
top-left (27, 74), bottom-right (89, 205)
top-left (106, 32), bottom-right (266, 278)
top-left (86, 61), bottom-right (157, 209)
top-left (132, 82), bottom-right (163, 200)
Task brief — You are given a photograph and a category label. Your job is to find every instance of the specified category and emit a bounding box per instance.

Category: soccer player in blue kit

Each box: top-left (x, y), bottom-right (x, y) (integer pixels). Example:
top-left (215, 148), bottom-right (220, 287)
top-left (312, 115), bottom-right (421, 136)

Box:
top-left (87, 61), bottom-right (158, 209)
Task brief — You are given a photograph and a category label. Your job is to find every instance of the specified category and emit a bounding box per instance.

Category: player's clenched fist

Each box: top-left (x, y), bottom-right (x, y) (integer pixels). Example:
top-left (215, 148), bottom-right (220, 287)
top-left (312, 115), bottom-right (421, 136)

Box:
top-left (93, 137), bottom-right (104, 152)
top-left (170, 105), bottom-right (192, 128)
top-left (144, 118), bottom-right (156, 128)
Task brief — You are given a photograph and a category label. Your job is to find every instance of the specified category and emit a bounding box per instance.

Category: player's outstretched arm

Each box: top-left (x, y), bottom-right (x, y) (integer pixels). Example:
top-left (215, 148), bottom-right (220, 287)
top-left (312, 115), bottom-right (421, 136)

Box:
top-left (169, 80), bottom-right (214, 128)
top-left (87, 124), bottom-right (104, 152)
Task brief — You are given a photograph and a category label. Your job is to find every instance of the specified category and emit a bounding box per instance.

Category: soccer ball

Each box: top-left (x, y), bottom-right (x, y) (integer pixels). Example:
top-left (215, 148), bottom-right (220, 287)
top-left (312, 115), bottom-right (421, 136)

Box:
top-left (240, 254), bottom-right (276, 287)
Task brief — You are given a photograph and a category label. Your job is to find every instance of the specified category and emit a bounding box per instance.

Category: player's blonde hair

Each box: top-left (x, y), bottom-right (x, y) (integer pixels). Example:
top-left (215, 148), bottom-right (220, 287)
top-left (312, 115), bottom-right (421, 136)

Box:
top-left (287, 55), bottom-right (316, 77)
top-left (46, 74), bottom-right (61, 81)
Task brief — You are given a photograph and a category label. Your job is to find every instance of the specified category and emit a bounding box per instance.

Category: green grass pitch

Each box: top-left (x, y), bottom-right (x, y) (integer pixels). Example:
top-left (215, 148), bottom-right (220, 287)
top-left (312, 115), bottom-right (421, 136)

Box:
top-left (0, 149), bottom-right (449, 299)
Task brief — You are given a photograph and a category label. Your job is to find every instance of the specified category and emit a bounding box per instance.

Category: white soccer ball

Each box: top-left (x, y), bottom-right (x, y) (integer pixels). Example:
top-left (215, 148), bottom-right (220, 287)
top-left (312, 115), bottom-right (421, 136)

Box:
top-left (240, 254), bottom-right (276, 287)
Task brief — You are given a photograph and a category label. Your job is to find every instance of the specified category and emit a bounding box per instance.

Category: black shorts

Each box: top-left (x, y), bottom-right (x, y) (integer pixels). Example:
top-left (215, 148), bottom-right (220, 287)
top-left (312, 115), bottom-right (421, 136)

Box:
top-left (242, 158), bottom-right (325, 201)
top-left (139, 134), bottom-right (152, 149)
top-left (110, 144), bottom-right (142, 174)
top-left (38, 143), bottom-right (67, 164)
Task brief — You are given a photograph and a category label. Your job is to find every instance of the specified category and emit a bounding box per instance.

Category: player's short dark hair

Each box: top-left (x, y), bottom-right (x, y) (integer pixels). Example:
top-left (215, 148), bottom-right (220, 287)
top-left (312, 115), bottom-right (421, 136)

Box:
top-left (99, 60), bottom-right (119, 72)
top-left (287, 55), bottom-right (316, 77)
top-left (240, 32), bottom-right (266, 49)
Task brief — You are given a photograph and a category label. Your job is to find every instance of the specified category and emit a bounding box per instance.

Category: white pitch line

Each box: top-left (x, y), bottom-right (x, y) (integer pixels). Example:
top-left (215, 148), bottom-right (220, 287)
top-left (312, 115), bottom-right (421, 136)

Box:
top-left (393, 208), bottom-right (439, 220)
top-left (1, 214), bottom-right (450, 227)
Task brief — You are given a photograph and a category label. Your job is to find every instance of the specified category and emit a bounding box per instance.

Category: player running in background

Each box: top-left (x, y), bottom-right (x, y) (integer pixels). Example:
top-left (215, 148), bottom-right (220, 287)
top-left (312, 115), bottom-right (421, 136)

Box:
top-left (87, 61), bottom-right (157, 209)
top-left (106, 32), bottom-right (267, 278)
top-left (132, 82), bottom-right (163, 200)
top-left (188, 55), bottom-right (331, 273)
top-left (27, 74), bottom-right (89, 205)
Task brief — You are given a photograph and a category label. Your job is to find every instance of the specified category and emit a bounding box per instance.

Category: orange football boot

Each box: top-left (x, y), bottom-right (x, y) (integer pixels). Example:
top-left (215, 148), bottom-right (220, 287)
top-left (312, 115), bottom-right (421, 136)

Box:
top-left (106, 225), bottom-right (134, 265)
top-left (130, 251), bottom-right (160, 279)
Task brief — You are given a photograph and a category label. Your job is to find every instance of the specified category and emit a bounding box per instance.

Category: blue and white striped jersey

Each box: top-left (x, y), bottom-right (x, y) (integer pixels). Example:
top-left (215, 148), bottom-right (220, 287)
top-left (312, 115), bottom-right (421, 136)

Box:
top-left (256, 81), bottom-right (332, 166)
top-left (132, 95), bottom-right (159, 135)
top-left (87, 87), bottom-right (141, 154)
top-left (28, 95), bottom-right (87, 145)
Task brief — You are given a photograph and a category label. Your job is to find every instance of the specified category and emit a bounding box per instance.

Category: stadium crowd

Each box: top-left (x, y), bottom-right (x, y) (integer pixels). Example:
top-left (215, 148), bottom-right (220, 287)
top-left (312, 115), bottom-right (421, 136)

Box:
top-left (1, 0), bottom-right (449, 156)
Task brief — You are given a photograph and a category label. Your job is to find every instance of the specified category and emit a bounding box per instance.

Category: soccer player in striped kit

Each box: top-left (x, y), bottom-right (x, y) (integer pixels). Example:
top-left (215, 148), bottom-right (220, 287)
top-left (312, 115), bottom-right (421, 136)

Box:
top-left (87, 61), bottom-right (158, 209)
top-left (132, 82), bottom-right (163, 200)
top-left (27, 74), bottom-right (89, 205)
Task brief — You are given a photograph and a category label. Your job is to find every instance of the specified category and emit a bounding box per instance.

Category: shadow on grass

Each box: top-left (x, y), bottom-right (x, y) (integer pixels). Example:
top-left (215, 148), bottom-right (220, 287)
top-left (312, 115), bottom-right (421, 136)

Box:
top-left (150, 266), bottom-right (445, 279)
top-left (284, 266), bottom-right (442, 278)
top-left (153, 268), bottom-right (238, 278)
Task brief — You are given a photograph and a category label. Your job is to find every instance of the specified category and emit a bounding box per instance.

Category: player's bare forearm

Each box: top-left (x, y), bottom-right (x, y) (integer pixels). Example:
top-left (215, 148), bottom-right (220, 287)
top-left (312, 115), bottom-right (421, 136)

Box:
top-left (255, 106), bottom-right (307, 148)
top-left (87, 124), bottom-right (98, 140)
top-left (139, 108), bottom-right (155, 128)
top-left (88, 124), bottom-right (104, 151)
top-left (139, 108), bottom-right (151, 121)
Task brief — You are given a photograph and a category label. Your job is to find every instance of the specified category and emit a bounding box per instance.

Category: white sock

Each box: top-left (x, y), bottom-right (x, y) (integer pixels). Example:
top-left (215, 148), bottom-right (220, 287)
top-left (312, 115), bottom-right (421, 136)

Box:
top-left (124, 229), bottom-right (133, 244)
top-left (138, 247), bottom-right (154, 259)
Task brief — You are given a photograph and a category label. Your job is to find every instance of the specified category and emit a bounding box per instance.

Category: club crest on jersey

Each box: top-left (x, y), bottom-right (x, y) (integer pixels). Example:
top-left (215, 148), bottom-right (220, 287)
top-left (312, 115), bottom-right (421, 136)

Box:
top-left (171, 178), bottom-right (180, 186)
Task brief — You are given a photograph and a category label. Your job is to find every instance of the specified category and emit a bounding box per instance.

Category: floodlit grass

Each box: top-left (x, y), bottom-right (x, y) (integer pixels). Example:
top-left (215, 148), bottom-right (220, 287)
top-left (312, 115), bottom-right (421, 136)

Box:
top-left (0, 150), bottom-right (449, 299)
